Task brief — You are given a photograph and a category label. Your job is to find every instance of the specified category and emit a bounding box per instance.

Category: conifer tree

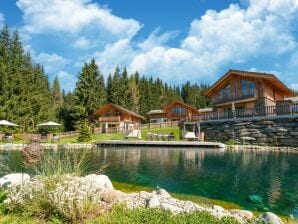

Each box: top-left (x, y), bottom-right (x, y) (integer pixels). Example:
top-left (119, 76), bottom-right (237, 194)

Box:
top-left (73, 58), bottom-right (107, 123)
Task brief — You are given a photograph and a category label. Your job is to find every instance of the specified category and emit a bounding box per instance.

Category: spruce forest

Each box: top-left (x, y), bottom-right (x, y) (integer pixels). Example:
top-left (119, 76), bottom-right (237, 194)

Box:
top-left (0, 26), bottom-right (210, 131)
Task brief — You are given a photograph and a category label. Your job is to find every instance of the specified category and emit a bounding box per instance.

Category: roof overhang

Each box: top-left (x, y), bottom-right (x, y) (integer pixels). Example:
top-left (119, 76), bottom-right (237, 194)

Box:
top-left (204, 69), bottom-right (295, 98)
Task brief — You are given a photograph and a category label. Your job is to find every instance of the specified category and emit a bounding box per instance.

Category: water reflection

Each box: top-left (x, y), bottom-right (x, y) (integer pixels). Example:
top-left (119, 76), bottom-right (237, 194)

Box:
top-left (0, 147), bottom-right (297, 218)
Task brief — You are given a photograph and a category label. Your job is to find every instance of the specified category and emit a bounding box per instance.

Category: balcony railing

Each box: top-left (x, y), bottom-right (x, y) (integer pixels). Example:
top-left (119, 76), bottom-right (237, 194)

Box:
top-left (212, 92), bottom-right (256, 105)
top-left (195, 103), bottom-right (298, 121)
top-left (99, 116), bottom-right (120, 122)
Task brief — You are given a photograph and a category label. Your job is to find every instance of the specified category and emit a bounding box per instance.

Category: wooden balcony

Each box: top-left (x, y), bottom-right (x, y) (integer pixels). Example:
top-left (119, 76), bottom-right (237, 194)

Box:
top-left (212, 92), bottom-right (256, 105)
top-left (99, 116), bottom-right (120, 122)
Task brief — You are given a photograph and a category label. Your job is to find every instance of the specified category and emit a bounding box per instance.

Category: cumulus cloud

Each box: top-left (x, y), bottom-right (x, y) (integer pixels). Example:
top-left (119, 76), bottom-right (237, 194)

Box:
top-left (73, 37), bottom-right (92, 49)
top-left (138, 28), bottom-right (179, 51)
top-left (35, 53), bottom-right (69, 74)
top-left (15, 0), bottom-right (298, 88)
top-left (56, 70), bottom-right (76, 91)
top-left (123, 0), bottom-right (296, 83)
top-left (16, 0), bottom-right (141, 40)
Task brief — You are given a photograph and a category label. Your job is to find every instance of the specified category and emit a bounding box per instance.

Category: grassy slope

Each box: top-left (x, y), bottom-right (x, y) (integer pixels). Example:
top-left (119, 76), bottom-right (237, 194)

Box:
top-left (0, 126), bottom-right (180, 145)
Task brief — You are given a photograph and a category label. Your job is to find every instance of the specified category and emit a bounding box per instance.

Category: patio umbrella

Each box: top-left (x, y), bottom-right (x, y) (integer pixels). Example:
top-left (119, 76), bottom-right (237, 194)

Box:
top-left (36, 121), bottom-right (61, 127)
top-left (0, 120), bottom-right (19, 127)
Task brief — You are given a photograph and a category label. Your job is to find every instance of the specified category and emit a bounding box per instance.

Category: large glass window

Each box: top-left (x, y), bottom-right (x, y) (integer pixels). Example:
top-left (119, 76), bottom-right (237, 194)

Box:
top-left (172, 107), bottom-right (186, 114)
top-left (219, 84), bottom-right (231, 99)
top-left (241, 80), bottom-right (255, 96)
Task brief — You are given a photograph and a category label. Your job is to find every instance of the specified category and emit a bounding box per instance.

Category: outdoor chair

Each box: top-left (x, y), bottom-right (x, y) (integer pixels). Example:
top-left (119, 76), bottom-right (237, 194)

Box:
top-left (146, 132), bottom-right (153, 141)
top-left (157, 133), bottom-right (164, 141)
top-left (4, 134), bottom-right (13, 142)
top-left (40, 134), bottom-right (48, 143)
top-left (168, 132), bottom-right (175, 141)
top-left (52, 134), bottom-right (60, 143)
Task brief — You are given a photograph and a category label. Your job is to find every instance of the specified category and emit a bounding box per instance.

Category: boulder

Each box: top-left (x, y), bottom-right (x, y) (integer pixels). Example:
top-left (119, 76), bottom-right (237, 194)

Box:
top-left (256, 212), bottom-right (283, 224)
top-left (229, 209), bottom-right (254, 219)
top-left (146, 194), bottom-right (160, 208)
top-left (85, 174), bottom-right (113, 190)
top-left (0, 173), bottom-right (30, 188)
top-left (100, 190), bottom-right (124, 203)
top-left (160, 202), bottom-right (182, 214)
top-left (212, 205), bottom-right (225, 213)
top-left (156, 187), bottom-right (171, 198)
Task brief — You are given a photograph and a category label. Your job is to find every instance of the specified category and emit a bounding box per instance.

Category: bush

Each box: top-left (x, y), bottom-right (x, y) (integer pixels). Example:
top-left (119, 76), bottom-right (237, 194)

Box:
top-left (32, 149), bottom-right (91, 178)
top-left (77, 120), bottom-right (92, 142)
top-left (2, 149), bottom-right (104, 222)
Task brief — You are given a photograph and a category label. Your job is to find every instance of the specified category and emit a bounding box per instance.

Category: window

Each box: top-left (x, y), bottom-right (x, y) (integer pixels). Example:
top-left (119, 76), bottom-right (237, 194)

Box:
top-left (115, 111), bottom-right (121, 116)
top-left (172, 107), bottom-right (186, 114)
top-left (219, 84), bottom-right (231, 99)
top-left (104, 111), bottom-right (110, 116)
top-left (241, 80), bottom-right (255, 96)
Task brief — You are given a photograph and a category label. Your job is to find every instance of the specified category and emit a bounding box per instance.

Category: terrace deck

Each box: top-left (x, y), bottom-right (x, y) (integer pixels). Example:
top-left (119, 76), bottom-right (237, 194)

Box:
top-left (95, 140), bottom-right (226, 149)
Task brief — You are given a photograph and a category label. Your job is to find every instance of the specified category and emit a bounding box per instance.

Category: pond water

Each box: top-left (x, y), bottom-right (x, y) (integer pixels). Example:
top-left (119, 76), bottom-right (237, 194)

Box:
top-left (0, 147), bottom-right (297, 218)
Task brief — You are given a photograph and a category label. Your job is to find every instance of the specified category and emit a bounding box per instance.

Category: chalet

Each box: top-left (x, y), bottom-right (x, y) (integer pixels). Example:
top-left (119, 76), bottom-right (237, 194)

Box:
top-left (204, 70), bottom-right (295, 115)
top-left (96, 103), bottom-right (145, 133)
top-left (148, 101), bottom-right (200, 123)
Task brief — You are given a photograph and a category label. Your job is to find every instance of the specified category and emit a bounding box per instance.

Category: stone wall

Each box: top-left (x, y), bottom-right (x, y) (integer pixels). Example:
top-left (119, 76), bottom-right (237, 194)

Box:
top-left (199, 115), bottom-right (298, 147)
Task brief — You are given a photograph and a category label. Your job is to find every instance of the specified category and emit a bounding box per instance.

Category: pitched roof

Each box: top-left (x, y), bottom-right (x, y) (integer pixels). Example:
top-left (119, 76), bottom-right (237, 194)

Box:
top-left (96, 103), bottom-right (145, 120)
top-left (204, 69), bottom-right (295, 97)
top-left (147, 109), bottom-right (165, 115)
top-left (163, 101), bottom-right (199, 112)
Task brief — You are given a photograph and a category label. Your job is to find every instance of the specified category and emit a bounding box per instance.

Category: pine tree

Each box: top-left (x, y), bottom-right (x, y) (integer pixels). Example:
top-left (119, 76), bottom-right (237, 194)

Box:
top-left (52, 75), bottom-right (63, 111)
top-left (73, 58), bottom-right (107, 123)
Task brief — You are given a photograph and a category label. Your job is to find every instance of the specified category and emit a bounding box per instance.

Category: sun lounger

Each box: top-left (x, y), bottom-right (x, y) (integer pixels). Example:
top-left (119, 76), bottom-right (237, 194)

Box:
top-left (124, 130), bottom-right (141, 140)
top-left (184, 132), bottom-right (198, 141)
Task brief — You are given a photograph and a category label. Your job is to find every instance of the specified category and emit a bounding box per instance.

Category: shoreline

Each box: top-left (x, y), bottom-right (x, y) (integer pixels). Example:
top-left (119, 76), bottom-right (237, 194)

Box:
top-left (0, 142), bottom-right (297, 152)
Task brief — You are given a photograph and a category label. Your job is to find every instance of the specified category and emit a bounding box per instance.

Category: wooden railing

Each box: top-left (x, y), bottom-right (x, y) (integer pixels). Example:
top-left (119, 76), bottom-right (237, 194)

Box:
top-left (98, 116), bottom-right (120, 122)
top-left (196, 103), bottom-right (298, 121)
top-left (212, 92), bottom-right (256, 105)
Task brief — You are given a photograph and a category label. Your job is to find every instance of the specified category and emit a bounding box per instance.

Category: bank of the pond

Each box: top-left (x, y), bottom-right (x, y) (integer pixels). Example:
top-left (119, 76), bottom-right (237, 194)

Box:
top-left (0, 142), bottom-right (298, 152)
top-left (0, 173), bottom-right (292, 224)
top-left (228, 145), bottom-right (298, 152)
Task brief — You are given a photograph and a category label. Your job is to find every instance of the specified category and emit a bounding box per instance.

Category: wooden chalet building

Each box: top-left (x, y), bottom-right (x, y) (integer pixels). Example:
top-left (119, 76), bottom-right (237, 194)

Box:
top-left (203, 70), bottom-right (295, 118)
top-left (96, 103), bottom-right (145, 133)
top-left (148, 101), bottom-right (200, 123)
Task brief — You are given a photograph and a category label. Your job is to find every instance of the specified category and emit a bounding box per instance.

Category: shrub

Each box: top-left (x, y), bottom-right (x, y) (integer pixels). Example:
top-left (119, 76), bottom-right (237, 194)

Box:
top-left (3, 149), bottom-right (103, 222)
top-left (77, 120), bottom-right (92, 142)
top-left (31, 149), bottom-right (91, 178)
top-left (4, 174), bottom-right (103, 222)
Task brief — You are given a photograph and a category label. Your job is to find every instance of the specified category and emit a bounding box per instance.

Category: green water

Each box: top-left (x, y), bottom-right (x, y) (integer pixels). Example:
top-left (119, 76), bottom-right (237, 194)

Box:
top-left (0, 147), bottom-right (297, 218)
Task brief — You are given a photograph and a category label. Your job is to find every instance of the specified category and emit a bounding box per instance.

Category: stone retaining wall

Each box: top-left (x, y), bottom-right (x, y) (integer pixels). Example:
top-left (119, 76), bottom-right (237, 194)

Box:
top-left (199, 115), bottom-right (298, 147)
top-left (0, 143), bottom-right (95, 151)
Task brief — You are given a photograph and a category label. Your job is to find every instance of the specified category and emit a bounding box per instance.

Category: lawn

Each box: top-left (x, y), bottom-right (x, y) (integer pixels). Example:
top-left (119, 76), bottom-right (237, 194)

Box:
top-left (0, 126), bottom-right (181, 145)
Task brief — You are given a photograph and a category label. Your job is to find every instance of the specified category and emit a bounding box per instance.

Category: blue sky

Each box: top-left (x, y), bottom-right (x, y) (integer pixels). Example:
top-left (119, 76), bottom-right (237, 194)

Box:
top-left (0, 0), bottom-right (298, 92)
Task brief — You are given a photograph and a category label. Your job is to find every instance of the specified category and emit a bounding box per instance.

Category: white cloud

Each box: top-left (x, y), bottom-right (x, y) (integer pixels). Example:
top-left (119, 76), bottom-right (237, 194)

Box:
top-left (125, 0), bottom-right (298, 83)
top-left (73, 37), bottom-right (92, 49)
top-left (16, 0), bottom-right (298, 88)
top-left (138, 28), bottom-right (179, 51)
top-left (35, 53), bottom-right (69, 74)
top-left (93, 39), bottom-right (135, 75)
top-left (56, 70), bottom-right (76, 92)
top-left (16, 0), bottom-right (141, 40)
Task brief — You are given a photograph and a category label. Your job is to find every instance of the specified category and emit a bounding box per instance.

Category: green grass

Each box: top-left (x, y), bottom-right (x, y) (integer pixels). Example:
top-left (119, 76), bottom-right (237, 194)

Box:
top-left (112, 181), bottom-right (241, 210)
top-left (87, 205), bottom-right (240, 224)
top-left (0, 127), bottom-right (181, 145)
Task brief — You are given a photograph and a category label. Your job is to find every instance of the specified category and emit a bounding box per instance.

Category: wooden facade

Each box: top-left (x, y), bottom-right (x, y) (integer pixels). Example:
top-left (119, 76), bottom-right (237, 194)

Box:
top-left (148, 101), bottom-right (200, 123)
top-left (96, 103), bottom-right (145, 132)
top-left (204, 70), bottom-right (295, 113)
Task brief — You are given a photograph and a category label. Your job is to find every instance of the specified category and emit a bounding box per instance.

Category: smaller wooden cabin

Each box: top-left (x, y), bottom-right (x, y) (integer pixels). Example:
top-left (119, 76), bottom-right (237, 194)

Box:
top-left (96, 103), bottom-right (145, 133)
top-left (148, 101), bottom-right (200, 123)
top-left (204, 70), bottom-right (295, 113)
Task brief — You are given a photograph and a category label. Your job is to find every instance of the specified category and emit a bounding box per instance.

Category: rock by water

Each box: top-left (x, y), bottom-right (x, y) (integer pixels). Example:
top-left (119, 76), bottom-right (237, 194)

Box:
top-left (0, 173), bottom-right (30, 188)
